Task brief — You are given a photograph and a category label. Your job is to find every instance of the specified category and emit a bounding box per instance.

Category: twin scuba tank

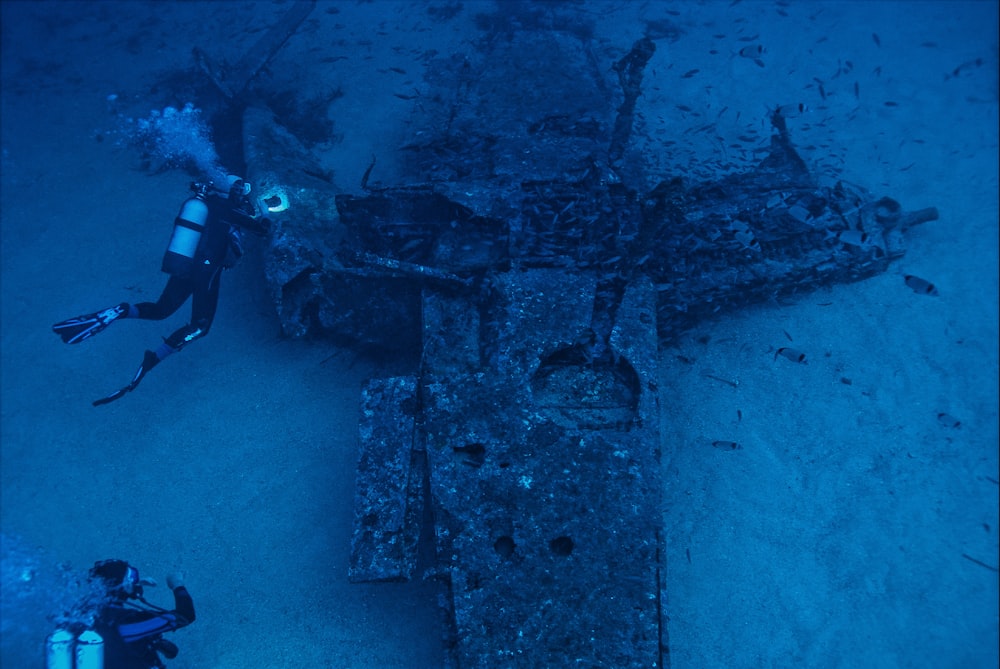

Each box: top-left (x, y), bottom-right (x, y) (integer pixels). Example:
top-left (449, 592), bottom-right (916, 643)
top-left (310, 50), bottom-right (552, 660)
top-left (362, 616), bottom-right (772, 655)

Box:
top-left (45, 628), bottom-right (103, 669)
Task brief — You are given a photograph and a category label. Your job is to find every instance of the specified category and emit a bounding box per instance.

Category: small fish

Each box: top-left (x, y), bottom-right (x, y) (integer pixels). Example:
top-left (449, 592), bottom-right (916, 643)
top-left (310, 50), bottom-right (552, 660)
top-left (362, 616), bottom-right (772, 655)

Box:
top-left (682, 69), bottom-right (700, 78)
top-left (937, 412), bottom-right (961, 429)
top-left (904, 274), bottom-right (939, 296)
top-left (398, 238), bottom-right (425, 255)
top-left (884, 101), bottom-right (899, 107)
top-left (827, 229), bottom-right (872, 247)
top-left (775, 347), bottom-right (807, 364)
top-left (739, 44), bottom-right (765, 58)
top-left (701, 372), bottom-right (739, 388)
top-left (947, 57), bottom-right (984, 80)
top-left (774, 102), bottom-right (810, 117)
top-left (711, 440), bottom-right (742, 450)
top-left (872, 33), bottom-right (881, 47)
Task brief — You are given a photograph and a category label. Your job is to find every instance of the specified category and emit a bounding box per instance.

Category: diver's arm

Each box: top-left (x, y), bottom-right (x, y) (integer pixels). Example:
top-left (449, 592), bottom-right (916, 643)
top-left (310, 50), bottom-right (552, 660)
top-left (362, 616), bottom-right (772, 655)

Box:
top-left (207, 192), bottom-right (270, 235)
top-left (116, 585), bottom-right (195, 643)
top-left (171, 584), bottom-right (196, 623)
top-left (227, 206), bottom-right (271, 235)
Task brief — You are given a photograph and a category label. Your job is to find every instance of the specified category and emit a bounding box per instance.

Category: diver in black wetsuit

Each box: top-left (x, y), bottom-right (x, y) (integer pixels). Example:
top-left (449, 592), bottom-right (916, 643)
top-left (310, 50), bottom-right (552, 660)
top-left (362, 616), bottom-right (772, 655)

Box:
top-left (87, 559), bottom-right (195, 669)
top-left (53, 176), bottom-right (270, 406)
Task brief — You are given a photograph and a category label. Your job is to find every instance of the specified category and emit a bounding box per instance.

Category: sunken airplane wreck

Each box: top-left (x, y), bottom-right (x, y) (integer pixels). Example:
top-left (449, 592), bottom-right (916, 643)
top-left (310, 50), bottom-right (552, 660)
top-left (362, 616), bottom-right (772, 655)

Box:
top-left (192, 5), bottom-right (937, 667)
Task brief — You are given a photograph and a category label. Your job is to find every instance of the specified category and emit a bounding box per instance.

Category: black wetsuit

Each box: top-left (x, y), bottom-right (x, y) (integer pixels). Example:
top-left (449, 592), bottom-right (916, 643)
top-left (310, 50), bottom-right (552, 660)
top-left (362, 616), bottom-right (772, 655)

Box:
top-left (134, 191), bottom-right (260, 350)
top-left (56, 182), bottom-right (271, 405)
top-left (94, 586), bottom-right (196, 669)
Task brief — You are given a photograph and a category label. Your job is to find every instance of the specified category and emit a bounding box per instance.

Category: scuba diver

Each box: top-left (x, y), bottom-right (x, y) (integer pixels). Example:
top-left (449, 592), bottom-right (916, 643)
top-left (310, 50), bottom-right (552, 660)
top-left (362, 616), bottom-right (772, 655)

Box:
top-left (87, 559), bottom-right (195, 669)
top-left (52, 176), bottom-right (270, 406)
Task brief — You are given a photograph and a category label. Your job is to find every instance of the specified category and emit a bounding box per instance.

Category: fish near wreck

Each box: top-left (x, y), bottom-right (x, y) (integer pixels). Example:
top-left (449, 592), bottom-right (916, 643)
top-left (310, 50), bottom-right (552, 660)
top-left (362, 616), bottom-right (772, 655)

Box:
top-left (260, 115), bottom-right (940, 352)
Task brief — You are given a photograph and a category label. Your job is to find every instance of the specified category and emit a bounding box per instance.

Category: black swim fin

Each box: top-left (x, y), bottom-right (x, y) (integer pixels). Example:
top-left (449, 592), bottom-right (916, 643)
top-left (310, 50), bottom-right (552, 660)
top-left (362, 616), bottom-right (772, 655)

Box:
top-left (92, 350), bottom-right (160, 407)
top-left (53, 303), bottom-right (127, 345)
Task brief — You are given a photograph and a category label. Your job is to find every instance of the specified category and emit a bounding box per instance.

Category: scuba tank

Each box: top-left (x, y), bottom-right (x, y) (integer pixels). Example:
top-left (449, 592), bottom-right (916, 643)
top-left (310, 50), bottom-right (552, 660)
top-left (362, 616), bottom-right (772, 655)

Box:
top-left (161, 182), bottom-right (211, 276)
top-left (45, 628), bottom-right (104, 669)
top-left (75, 630), bottom-right (104, 669)
top-left (45, 629), bottom-right (75, 669)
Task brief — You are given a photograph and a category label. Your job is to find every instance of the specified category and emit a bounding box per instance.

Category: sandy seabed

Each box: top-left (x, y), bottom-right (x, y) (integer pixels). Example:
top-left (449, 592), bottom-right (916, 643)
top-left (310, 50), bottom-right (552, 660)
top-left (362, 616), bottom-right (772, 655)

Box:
top-left (2, 2), bottom-right (997, 668)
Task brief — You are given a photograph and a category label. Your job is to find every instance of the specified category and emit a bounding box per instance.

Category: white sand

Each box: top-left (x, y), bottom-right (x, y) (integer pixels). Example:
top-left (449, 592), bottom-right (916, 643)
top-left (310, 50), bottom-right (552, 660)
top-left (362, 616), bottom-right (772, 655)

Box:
top-left (2, 2), bottom-right (996, 668)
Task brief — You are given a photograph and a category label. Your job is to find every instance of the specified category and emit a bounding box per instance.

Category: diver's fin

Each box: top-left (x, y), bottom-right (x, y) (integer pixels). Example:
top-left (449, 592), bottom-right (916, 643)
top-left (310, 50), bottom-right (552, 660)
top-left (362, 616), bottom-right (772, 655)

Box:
top-left (92, 387), bottom-right (128, 407)
top-left (53, 303), bottom-right (127, 345)
top-left (92, 350), bottom-right (160, 407)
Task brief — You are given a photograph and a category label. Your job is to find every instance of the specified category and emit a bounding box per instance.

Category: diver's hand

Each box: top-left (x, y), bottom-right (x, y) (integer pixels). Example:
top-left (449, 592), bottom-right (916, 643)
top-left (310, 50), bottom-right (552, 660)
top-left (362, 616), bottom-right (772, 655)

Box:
top-left (166, 572), bottom-right (185, 591)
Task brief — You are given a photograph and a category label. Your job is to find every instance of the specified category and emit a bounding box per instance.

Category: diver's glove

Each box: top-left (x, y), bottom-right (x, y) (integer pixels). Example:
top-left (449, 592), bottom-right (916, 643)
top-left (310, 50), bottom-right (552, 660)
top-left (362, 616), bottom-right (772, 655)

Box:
top-left (166, 572), bottom-right (185, 591)
top-left (92, 350), bottom-right (161, 407)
